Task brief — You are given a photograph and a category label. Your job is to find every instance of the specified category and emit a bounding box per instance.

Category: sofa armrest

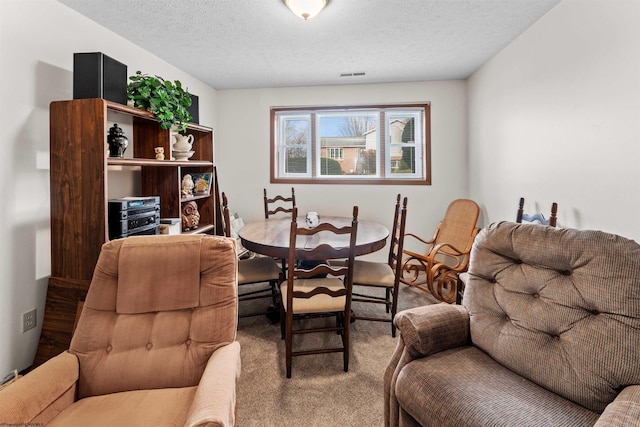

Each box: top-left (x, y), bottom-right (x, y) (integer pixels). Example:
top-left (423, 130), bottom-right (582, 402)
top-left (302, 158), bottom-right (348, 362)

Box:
top-left (185, 341), bottom-right (241, 427)
top-left (0, 351), bottom-right (79, 424)
top-left (395, 302), bottom-right (470, 358)
top-left (385, 303), bottom-right (469, 427)
top-left (595, 385), bottom-right (640, 427)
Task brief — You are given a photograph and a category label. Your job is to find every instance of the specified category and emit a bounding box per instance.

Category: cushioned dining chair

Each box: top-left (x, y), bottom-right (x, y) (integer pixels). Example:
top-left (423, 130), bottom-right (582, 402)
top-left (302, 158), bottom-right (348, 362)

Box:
top-left (0, 234), bottom-right (241, 427)
top-left (352, 194), bottom-right (408, 337)
top-left (264, 187), bottom-right (296, 219)
top-left (400, 199), bottom-right (480, 303)
top-left (222, 192), bottom-right (283, 318)
top-left (280, 206), bottom-right (358, 378)
top-left (516, 197), bottom-right (558, 227)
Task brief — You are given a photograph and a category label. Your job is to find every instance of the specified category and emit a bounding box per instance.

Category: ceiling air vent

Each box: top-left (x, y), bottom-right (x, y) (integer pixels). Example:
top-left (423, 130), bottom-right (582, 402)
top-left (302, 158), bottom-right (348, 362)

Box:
top-left (339, 72), bottom-right (366, 77)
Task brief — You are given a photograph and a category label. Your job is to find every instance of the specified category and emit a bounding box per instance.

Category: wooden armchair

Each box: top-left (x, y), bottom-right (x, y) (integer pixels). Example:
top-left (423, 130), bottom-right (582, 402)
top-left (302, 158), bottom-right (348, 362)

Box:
top-left (400, 199), bottom-right (480, 303)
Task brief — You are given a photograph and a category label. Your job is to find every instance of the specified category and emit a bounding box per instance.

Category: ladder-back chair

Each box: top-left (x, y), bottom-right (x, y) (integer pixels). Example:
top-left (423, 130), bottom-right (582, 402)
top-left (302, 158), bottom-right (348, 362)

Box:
top-left (280, 206), bottom-right (358, 378)
top-left (222, 192), bottom-right (282, 318)
top-left (352, 194), bottom-right (408, 337)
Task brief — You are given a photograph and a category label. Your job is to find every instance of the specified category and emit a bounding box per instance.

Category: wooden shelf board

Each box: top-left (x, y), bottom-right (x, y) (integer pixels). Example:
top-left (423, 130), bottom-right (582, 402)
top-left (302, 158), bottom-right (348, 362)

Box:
top-left (108, 158), bottom-right (213, 167)
top-left (105, 100), bottom-right (213, 133)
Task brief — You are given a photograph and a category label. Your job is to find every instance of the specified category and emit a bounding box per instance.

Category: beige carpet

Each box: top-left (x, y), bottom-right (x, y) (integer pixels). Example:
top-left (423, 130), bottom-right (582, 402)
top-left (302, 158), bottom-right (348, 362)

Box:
top-left (236, 283), bottom-right (439, 426)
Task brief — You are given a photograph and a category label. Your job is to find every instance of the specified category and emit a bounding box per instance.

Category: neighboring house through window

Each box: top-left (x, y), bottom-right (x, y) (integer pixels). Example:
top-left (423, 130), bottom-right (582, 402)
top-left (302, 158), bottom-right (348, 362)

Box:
top-left (271, 104), bottom-right (431, 185)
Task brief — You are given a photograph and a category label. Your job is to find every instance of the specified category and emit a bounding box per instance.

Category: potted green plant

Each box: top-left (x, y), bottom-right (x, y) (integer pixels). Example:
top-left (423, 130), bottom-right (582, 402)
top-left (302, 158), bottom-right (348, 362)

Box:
top-left (127, 71), bottom-right (193, 133)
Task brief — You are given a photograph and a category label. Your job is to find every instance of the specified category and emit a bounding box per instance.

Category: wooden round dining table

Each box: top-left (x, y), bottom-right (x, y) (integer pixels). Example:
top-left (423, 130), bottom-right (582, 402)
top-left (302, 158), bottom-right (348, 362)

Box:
top-left (238, 215), bottom-right (389, 259)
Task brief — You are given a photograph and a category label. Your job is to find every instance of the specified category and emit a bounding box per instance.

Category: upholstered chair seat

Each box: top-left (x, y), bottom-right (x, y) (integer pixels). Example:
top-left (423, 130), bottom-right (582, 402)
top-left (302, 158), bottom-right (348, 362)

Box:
top-left (353, 260), bottom-right (395, 287)
top-left (237, 255), bottom-right (282, 285)
top-left (281, 277), bottom-right (346, 313)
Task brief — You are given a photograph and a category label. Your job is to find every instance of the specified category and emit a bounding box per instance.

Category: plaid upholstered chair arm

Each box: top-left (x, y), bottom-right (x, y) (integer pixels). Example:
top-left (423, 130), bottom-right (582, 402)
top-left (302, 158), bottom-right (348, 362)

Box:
top-left (185, 341), bottom-right (241, 427)
top-left (594, 385), bottom-right (640, 427)
top-left (0, 351), bottom-right (79, 424)
top-left (394, 303), bottom-right (470, 359)
top-left (384, 303), bottom-right (470, 427)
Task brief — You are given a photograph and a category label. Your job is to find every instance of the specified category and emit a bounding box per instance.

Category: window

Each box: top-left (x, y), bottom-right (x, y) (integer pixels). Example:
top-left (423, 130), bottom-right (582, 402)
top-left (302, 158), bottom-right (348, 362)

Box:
top-left (271, 104), bottom-right (431, 185)
top-left (326, 147), bottom-right (344, 160)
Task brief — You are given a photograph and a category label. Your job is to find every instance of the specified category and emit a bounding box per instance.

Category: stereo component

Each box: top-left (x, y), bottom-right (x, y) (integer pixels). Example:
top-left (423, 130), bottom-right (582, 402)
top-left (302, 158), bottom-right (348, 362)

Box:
top-left (108, 196), bottom-right (160, 240)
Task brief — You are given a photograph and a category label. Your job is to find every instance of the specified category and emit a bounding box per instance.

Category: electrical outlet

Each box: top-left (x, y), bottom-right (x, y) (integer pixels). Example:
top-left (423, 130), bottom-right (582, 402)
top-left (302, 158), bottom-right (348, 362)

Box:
top-left (22, 309), bottom-right (36, 333)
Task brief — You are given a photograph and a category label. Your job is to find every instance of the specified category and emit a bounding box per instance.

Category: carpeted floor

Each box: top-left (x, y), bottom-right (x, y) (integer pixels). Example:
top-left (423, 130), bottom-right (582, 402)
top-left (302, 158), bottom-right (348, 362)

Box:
top-left (236, 283), bottom-right (439, 426)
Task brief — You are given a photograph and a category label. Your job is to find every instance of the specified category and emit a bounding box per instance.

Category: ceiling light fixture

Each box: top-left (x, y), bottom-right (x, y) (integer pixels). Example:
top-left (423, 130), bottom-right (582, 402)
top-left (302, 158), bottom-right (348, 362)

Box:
top-left (283, 0), bottom-right (328, 20)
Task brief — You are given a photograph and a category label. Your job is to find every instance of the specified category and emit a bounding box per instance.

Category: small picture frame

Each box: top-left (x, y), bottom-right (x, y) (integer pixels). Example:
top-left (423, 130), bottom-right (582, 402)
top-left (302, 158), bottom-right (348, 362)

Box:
top-left (189, 172), bottom-right (212, 196)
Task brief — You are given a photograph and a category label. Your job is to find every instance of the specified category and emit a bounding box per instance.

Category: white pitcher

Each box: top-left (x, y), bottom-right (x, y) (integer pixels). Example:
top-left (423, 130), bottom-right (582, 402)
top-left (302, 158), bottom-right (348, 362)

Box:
top-left (173, 133), bottom-right (194, 152)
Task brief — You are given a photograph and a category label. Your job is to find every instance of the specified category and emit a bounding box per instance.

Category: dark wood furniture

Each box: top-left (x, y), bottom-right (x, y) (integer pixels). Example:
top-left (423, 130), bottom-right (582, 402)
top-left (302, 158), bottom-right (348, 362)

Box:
top-left (352, 194), bottom-right (408, 337)
top-left (516, 197), bottom-right (558, 227)
top-left (280, 206), bottom-right (358, 378)
top-left (238, 215), bottom-right (389, 260)
top-left (35, 98), bottom-right (218, 366)
top-left (263, 187), bottom-right (296, 218)
top-left (222, 192), bottom-right (282, 317)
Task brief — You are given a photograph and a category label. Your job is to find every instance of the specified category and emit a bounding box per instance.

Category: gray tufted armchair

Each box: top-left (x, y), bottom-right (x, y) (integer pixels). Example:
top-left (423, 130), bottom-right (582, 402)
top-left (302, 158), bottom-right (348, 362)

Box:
top-left (385, 221), bottom-right (640, 427)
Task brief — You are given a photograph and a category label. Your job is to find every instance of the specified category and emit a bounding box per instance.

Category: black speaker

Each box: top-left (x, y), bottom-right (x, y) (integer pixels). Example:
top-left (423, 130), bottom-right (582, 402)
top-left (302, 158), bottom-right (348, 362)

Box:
top-left (187, 94), bottom-right (199, 124)
top-left (73, 52), bottom-right (127, 105)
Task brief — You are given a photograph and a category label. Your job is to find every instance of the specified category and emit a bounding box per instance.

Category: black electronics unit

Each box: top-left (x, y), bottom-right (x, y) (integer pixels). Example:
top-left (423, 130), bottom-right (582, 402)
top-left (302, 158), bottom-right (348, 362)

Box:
top-left (187, 94), bottom-right (199, 124)
top-left (108, 196), bottom-right (160, 240)
top-left (73, 52), bottom-right (128, 105)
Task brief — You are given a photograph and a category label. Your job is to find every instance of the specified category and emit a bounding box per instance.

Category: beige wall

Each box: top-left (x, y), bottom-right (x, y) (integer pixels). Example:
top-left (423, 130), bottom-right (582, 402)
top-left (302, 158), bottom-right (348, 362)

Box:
top-left (215, 81), bottom-right (469, 259)
top-left (468, 0), bottom-right (640, 239)
top-left (0, 0), bottom-right (219, 374)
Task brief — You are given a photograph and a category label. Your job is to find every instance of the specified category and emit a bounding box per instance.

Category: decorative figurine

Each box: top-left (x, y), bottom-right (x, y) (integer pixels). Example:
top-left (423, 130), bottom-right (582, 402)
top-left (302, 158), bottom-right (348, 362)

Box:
top-left (181, 174), bottom-right (194, 197)
top-left (154, 147), bottom-right (165, 160)
top-left (306, 212), bottom-right (320, 228)
top-left (107, 123), bottom-right (128, 158)
top-left (181, 201), bottom-right (200, 231)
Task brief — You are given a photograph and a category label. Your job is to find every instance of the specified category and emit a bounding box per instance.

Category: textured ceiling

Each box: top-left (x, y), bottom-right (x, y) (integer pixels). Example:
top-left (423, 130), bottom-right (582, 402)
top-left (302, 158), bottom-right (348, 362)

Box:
top-left (57, 0), bottom-right (560, 90)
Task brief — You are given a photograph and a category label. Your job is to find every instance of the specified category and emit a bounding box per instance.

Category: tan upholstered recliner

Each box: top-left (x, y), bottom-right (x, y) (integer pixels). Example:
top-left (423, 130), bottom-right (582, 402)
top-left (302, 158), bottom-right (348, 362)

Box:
top-left (386, 222), bottom-right (640, 426)
top-left (0, 235), bottom-right (241, 427)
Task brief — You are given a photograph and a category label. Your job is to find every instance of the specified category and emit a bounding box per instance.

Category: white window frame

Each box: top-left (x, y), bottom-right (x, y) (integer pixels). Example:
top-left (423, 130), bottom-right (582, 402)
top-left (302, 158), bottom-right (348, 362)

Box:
top-left (278, 113), bottom-right (311, 178)
top-left (327, 147), bottom-right (344, 160)
top-left (385, 110), bottom-right (423, 179)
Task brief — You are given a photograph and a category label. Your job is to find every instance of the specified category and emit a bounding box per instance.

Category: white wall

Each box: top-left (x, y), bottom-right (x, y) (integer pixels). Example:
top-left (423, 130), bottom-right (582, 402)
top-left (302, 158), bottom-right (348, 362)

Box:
top-left (215, 81), bottom-right (469, 259)
top-left (468, 0), bottom-right (640, 239)
top-left (0, 0), bottom-right (219, 374)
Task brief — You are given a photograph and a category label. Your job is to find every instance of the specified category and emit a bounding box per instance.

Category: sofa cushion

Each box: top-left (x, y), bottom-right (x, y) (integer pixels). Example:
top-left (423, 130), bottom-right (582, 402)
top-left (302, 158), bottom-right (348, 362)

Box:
top-left (396, 346), bottom-right (600, 427)
top-left (463, 222), bottom-right (640, 413)
top-left (47, 386), bottom-right (197, 427)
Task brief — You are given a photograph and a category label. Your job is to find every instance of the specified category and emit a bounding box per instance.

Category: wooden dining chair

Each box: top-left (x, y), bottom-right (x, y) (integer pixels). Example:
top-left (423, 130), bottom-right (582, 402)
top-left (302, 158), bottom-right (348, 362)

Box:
top-left (280, 206), bottom-right (358, 378)
top-left (222, 192), bottom-right (283, 319)
top-left (264, 187), bottom-right (297, 273)
top-left (352, 194), bottom-right (408, 337)
top-left (400, 199), bottom-right (480, 303)
top-left (264, 187), bottom-right (296, 219)
top-left (516, 197), bottom-right (558, 227)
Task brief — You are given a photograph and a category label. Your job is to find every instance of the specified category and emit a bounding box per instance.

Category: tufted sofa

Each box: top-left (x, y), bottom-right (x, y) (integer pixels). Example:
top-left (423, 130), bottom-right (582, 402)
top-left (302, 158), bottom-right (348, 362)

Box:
top-left (0, 235), bottom-right (241, 426)
top-left (385, 221), bottom-right (640, 427)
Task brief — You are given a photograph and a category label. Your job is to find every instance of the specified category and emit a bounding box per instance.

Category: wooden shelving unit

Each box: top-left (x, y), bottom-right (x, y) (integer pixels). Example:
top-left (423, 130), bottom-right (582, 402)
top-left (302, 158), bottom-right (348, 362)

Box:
top-left (35, 98), bottom-right (220, 366)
